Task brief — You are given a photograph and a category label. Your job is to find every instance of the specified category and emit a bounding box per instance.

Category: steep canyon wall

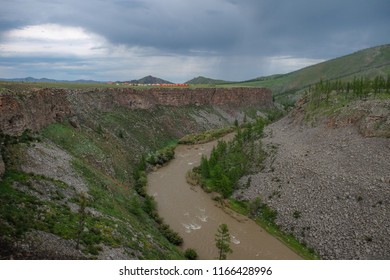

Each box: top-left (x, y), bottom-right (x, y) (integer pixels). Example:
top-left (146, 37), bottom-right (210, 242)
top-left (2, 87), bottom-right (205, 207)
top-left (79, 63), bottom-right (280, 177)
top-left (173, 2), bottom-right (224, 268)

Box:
top-left (0, 87), bottom-right (272, 136)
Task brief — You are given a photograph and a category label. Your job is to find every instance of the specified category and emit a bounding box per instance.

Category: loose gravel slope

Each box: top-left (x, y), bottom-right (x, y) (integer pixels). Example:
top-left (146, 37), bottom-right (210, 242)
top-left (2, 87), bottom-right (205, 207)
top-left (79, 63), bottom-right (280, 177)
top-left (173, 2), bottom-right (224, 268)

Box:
top-left (235, 114), bottom-right (390, 259)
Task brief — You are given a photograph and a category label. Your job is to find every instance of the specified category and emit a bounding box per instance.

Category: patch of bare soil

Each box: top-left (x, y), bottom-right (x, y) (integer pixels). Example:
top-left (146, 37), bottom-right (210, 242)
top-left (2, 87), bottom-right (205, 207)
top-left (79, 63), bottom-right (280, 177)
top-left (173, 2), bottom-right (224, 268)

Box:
top-left (21, 141), bottom-right (88, 193)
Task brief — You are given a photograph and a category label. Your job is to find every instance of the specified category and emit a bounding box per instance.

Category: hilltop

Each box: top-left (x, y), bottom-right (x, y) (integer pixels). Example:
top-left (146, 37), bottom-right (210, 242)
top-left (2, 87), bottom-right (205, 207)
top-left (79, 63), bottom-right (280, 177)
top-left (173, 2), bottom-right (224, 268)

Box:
top-left (185, 76), bottom-right (231, 85)
top-left (128, 75), bottom-right (173, 85)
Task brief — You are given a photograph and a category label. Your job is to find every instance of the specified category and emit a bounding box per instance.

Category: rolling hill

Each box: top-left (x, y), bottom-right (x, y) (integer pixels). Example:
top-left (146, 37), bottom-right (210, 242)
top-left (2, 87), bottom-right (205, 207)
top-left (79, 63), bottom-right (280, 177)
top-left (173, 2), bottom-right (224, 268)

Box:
top-left (220, 44), bottom-right (390, 95)
top-left (128, 75), bottom-right (173, 84)
top-left (0, 77), bottom-right (103, 84)
top-left (185, 76), bottom-right (231, 85)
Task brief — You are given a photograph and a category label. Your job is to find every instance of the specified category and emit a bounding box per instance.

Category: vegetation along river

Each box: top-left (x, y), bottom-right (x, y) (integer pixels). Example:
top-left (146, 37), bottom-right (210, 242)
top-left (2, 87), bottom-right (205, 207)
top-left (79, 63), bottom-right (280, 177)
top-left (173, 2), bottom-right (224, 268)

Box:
top-left (147, 134), bottom-right (301, 260)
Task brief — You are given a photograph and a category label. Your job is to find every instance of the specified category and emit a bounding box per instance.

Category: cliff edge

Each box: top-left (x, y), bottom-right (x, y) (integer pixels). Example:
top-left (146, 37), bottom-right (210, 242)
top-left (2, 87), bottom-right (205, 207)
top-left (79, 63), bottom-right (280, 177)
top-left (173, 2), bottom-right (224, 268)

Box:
top-left (0, 87), bottom-right (272, 136)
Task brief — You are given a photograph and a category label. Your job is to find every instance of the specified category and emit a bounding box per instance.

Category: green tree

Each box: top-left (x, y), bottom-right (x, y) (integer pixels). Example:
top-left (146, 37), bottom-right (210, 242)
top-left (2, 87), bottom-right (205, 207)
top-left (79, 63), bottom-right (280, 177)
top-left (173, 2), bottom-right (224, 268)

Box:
top-left (217, 173), bottom-right (233, 198)
top-left (215, 223), bottom-right (232, 260)
top-left (200, 155), bottom-right (210, 178)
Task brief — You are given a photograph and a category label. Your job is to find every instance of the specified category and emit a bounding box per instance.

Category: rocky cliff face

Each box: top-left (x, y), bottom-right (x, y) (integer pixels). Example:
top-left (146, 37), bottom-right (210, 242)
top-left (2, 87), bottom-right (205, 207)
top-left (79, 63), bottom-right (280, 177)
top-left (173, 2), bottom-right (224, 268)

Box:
top-left (0, 87), bottom-right (272, 136)
top-left (0, 88), bottom-right (72, 136)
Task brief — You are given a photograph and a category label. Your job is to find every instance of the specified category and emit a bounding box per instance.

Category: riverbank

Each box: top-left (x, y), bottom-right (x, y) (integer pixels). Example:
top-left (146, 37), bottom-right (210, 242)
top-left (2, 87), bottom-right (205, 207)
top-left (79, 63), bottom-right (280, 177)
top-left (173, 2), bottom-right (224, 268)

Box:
top-left (226, 198), bottom-right (320, 259)
top-left (147, 132), bottom-right (301, 260)
top-left (182, 121), bottom-right (319, 259)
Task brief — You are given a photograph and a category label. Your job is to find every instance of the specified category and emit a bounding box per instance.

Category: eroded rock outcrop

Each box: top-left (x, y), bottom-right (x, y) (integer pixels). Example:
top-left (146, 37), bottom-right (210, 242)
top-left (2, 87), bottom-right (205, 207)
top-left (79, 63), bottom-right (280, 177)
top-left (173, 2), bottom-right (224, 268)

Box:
top-left (0, 88), bottom-right (72, 136)
top-left (0, 87), bottom-right (272, 136)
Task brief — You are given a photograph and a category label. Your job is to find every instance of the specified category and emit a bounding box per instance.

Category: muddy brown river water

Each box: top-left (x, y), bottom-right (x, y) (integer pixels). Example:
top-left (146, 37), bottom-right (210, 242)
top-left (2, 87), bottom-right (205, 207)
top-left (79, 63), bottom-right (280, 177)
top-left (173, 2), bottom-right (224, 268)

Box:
top-left (147, 134), bottom-right (301, 260)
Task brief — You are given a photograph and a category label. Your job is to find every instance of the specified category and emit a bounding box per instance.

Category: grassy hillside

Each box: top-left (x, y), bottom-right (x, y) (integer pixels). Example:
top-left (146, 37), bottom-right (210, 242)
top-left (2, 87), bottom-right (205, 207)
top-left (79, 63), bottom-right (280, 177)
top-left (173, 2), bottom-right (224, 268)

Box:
top-left (186, 76), bottom-right (231, 85)
top-left (220, 44), bottom-right (390, 95)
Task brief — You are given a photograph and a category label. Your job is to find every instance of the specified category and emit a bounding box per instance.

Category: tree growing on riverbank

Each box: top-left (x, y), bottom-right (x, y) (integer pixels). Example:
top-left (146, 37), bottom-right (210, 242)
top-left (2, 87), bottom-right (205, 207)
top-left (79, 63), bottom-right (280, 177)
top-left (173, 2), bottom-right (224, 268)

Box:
top-left (194, 117), bottom-right (266, 198)
top-left (215, 223), bottom-right (232, 260)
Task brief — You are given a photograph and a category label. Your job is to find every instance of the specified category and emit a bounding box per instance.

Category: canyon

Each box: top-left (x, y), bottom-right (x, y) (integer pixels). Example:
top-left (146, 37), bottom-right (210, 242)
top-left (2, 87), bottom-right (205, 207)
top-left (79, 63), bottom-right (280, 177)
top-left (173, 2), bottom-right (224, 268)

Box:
top-left (0, 85), bottom-right (274, 259)
top-left (1, 83), bottom-right (389, 260)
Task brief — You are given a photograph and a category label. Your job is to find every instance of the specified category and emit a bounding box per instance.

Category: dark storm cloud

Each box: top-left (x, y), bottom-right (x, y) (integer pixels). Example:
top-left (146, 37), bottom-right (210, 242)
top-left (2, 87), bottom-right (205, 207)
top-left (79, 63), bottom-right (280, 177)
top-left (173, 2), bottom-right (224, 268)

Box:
top-left (1, 0), bottom-right (390, 80)
top-left (2, 0), bottom-right (389, 56)
top-left (247, 0), bottom-right (390, 57)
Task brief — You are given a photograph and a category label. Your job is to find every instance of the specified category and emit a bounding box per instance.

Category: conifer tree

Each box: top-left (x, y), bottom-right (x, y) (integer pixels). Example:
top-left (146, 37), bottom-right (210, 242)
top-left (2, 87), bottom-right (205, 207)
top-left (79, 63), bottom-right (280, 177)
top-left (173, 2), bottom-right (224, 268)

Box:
top-left (215, 224), bottom-right (232, 260)
top-left (200, 155), bottom-right (210, 178)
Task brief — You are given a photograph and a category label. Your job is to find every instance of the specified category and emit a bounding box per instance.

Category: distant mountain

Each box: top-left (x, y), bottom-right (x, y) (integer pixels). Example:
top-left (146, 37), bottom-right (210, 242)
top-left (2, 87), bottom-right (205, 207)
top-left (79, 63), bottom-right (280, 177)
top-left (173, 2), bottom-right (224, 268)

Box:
top-left (185, 76), bottom-right (230, 85)
top-left (222, 44), bottom-right (390, 95)
top-left (0, 77), bottom-right (103, 84)
top-left (128, 75), bottom-right (173, 84)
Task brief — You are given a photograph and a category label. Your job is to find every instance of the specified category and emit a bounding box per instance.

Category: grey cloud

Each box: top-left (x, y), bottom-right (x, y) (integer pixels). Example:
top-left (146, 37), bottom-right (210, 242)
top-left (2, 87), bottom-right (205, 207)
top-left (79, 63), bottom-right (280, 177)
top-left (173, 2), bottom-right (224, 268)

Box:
top-left (2, 0), bottom-right (389, 57)
top-left (246, 0), bottom-right (390, 57)
top-left (0, 0), bottom-right (244, 53)
top-left (1, 0), bottom-right (390, 80)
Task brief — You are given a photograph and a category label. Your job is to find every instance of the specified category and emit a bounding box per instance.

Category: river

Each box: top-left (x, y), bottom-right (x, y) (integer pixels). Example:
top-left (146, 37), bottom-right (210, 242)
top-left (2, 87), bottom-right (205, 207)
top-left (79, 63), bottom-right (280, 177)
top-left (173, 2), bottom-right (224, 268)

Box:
top-left (147, 134), bottom-right (301, 260)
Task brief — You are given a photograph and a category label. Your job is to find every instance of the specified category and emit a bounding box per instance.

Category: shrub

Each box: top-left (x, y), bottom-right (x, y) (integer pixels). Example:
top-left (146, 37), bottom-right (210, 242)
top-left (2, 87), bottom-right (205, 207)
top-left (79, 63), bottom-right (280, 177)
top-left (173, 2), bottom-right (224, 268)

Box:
top-left (293, 210), bottom-right (301, 219)
top-left (184, 248), bottom-right (198, 260)
top-left (158, 224), bottom-right (183, 246)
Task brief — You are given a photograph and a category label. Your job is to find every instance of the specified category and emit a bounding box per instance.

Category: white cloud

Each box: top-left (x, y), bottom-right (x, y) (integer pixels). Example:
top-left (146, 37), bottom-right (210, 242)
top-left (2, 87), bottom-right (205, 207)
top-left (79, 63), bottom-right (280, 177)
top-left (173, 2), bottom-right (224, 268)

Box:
top-left (0, 24), bottom-right (108, 57)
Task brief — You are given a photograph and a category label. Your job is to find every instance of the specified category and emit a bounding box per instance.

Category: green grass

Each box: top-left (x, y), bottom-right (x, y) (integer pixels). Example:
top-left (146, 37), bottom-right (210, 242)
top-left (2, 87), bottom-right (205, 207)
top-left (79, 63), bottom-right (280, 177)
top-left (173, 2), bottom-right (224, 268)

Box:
top-left (0, 169), bottom-right (123, 255)
top-left (42, 123), bottom-right (106, 160)
top-left (0, 170), bottom-right (41, 237)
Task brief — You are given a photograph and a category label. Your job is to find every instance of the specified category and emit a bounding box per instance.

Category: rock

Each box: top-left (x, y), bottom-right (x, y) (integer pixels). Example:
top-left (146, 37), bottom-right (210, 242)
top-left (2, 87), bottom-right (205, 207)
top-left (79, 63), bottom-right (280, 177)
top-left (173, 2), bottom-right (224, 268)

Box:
top-left (68, 116), bottom-right (80, 128)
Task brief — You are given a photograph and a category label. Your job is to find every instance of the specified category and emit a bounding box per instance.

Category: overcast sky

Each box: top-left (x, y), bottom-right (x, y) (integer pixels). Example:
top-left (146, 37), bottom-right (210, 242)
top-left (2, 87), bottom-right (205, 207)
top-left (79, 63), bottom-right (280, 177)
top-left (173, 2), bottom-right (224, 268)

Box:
top-left (0, 0), bottom-right (389, 82)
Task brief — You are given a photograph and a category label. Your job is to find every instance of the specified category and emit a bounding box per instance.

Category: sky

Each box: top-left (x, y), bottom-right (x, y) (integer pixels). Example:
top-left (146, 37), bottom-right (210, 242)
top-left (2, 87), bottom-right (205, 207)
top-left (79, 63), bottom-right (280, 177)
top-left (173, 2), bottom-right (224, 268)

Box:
top-left (0, 0), bottom-right (389, 82)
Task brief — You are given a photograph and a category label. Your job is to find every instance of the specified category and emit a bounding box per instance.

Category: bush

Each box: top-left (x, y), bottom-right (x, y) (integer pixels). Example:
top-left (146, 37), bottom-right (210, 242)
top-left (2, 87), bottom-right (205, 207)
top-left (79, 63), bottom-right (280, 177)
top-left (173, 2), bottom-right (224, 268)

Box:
top-left (143, 195), bottom-right (157, 216)
top-left (146, 146), bottom-right (175, 166)
top-left (158, 224), bottom-right (183, 246)
top-left (184, 248), bottom-right (198, 260)
top-left (249, 197), bottom-right (277, 223)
